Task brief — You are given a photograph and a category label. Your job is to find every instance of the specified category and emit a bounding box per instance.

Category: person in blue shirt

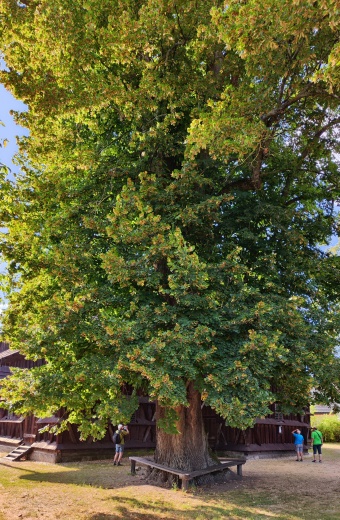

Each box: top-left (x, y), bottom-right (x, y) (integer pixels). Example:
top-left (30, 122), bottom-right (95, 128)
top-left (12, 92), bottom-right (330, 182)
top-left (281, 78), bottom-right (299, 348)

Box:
top-left (292, 429), bottom-right (305, 461)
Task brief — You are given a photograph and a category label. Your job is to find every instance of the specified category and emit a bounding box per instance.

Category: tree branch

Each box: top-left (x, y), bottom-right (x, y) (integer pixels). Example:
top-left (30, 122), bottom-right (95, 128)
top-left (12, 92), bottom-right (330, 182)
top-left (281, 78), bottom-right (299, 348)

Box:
top-left (260, 85), bottom-right (314, 126)
top-left (299, 116), bottom-right (340, 163)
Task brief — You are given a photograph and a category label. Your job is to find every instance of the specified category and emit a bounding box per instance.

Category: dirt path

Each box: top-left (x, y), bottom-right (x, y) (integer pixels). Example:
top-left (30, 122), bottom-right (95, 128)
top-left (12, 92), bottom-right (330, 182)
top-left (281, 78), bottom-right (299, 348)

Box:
top-left (0, 444), bottom-right (339, 519)
top-left (222, 446), bottom-right (340, 519)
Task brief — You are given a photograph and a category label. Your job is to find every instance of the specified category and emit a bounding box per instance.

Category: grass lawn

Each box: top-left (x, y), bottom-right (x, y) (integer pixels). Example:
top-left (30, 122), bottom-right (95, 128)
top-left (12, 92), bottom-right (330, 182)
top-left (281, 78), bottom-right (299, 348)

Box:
top-left (0, 443), bottom-right (339, 520)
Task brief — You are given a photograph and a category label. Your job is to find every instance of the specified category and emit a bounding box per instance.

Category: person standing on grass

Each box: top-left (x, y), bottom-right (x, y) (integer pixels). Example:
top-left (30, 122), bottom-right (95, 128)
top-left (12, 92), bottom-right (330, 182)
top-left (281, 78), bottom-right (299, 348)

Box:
top-left (311, 427), bottom-right (323, 463)
top-left (113, 424), bottom-right (129, 466)
top-left (292, 429), bottom-right (305, 461)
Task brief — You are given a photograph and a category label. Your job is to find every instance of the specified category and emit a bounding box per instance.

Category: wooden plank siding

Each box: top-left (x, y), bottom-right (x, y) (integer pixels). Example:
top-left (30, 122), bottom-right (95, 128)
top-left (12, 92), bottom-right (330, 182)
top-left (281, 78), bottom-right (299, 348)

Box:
top-left (0, 398), bottom-right (310, 460)
top-left (0, 342), bottom-right (10, 354)
top-left (0, 344), bottom-right (311, 461)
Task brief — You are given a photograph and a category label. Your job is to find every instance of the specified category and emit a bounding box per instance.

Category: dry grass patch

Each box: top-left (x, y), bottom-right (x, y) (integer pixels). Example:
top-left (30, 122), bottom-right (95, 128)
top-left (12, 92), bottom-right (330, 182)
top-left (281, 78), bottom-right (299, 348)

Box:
top-left (0, 444), bottom-right (339, 519)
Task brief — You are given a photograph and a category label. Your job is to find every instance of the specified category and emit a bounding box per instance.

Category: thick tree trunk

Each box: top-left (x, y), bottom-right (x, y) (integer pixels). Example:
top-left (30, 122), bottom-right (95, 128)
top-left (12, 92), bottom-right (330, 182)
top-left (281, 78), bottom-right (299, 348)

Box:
top-left (150, 381), bottom-right (217, 487)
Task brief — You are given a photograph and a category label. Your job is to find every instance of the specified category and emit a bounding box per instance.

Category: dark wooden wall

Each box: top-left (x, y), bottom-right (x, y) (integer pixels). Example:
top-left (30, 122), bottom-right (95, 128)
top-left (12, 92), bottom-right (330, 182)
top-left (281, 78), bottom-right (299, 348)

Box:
top-left (0, 345), bottom-right (311, 457)
top-left (0, 398), bottom-right (310, 455)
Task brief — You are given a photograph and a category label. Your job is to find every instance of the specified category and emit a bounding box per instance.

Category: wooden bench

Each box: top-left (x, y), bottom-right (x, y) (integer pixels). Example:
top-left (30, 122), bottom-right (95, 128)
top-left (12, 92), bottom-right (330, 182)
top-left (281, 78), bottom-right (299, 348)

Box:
top-left (129, 456), bottom-right (246, 491)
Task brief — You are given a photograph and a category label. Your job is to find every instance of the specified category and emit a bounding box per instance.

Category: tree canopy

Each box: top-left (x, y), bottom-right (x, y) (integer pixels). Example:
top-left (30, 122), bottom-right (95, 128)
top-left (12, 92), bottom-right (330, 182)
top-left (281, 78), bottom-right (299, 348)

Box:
top-left (0, 0), bottom-right (340, 441)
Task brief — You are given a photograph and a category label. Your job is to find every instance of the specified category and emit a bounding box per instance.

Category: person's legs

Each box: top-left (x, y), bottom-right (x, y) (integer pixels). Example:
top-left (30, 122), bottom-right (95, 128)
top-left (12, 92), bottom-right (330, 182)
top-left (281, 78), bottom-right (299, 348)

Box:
top-left (114, 445), bottom-right (124, 465)
top-left (300, 445), bottom-right (303, 461)
top-left (295, 446), bottom-right (299, 460)
top-left (317, 444), bottom-right (322, 462)
top-left (295, 445), bottom-right (303, 460)
top-left (113, 448), bottom-right (118, 464)
top-left (117, 447), bottom-right (124, 465)
top-left (312, 445), bottom-right (317, 462)
top-left (114, 445), bottom-right (122, 464)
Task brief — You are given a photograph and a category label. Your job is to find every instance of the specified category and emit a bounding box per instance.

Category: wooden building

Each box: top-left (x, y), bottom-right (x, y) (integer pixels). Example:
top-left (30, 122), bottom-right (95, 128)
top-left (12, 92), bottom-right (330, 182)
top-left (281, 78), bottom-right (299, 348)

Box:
top-left (0, 343), bottom-right (311, 462)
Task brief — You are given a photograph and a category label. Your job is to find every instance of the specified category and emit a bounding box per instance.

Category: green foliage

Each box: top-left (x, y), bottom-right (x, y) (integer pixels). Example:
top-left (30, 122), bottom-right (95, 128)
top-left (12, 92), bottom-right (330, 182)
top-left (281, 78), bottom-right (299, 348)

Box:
top-left (311, 415), bottom-right (340, 443)
top-left (0, 0), bottom-right (339, 439)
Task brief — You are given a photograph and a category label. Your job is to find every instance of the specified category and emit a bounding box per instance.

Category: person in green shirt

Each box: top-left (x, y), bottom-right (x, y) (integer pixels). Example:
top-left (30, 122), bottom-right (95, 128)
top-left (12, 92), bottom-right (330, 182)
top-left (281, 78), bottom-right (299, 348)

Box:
top-left (311, 427), bottom-right (323, 463)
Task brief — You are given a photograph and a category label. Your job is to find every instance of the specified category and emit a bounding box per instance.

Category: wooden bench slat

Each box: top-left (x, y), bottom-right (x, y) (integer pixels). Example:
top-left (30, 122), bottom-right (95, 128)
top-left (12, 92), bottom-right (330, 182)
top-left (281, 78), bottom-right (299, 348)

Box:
top-left (129, 456), bottom-right (190, 477)
top-left (186, 460), bottom-right (245, 479)
top-left (129, 455), bottom-right (246, 490)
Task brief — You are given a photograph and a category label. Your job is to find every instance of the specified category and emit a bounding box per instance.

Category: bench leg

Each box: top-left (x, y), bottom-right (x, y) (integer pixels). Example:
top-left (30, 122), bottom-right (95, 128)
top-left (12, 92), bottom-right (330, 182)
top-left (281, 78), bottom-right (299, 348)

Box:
top-left (131, 460), bottom-right (136, 475)
top-left (182, 478), bottom-right (189, 491)
top-left (237, 464), bottom-right (243, 477)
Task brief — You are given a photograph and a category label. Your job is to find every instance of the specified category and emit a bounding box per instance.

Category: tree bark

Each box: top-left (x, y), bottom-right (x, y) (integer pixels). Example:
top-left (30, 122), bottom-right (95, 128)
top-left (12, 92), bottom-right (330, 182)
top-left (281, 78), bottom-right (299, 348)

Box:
top-left (154, 381), bottom-right (216, 472)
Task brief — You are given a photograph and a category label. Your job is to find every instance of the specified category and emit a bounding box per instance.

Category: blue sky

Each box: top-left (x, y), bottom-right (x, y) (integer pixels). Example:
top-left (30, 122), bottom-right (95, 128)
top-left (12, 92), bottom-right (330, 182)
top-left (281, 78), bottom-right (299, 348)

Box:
top-left (0, 83), bottom-right (28, 179)
top-left (0, 84), bottom-right (28, 311)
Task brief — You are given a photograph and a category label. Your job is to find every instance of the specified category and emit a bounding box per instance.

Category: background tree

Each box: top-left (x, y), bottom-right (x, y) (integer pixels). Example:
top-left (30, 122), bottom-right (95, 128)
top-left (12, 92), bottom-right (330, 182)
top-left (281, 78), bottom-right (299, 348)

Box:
top-left (0, 0), bottom-right (340, 476)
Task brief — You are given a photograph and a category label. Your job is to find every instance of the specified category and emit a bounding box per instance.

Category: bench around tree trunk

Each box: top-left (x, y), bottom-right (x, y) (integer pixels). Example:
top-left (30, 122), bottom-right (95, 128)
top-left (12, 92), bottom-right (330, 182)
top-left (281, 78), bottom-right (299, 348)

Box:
top-left (129, 456), bottom-right (246, 491)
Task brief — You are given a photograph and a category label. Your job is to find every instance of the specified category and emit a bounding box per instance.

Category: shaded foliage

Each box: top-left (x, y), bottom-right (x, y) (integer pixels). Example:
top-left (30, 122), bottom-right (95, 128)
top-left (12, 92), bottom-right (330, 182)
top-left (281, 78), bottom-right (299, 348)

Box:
top-left (0, 0), bottom-right (339, 445)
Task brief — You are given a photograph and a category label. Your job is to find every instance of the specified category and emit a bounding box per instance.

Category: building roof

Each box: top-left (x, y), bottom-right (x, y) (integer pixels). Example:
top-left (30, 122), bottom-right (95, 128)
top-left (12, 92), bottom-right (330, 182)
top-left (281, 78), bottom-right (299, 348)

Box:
top-left (314, 404), bottom-right (334, 414)
top-left (0, 349), bottom-right (20, 361)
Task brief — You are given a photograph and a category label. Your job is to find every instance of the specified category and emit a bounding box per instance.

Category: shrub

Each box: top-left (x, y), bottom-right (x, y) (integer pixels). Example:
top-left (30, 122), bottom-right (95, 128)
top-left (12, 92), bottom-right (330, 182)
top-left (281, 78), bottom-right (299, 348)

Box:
top-left (311, 414), bottom-right (340, 442)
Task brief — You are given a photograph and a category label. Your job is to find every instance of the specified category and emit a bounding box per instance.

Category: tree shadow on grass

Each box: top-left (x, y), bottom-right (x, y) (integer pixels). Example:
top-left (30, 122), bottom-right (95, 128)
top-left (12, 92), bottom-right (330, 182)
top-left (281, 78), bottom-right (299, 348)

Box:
top-left (0, 458), bottom-right (139, 489)
top-left (16, 470), bottom-right (135, 489)
top-left (87, 499), bottom-right (291, 520)
top-left (88, 510), bottom-right (178, 520)
top-left (0, 461), bottom-right (294, 519)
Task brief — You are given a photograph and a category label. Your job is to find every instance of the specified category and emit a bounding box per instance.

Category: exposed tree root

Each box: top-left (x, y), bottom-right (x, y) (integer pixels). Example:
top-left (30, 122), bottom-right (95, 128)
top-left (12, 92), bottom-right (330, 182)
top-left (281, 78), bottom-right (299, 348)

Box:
top-left (144, 466), bottom-right (234, 490)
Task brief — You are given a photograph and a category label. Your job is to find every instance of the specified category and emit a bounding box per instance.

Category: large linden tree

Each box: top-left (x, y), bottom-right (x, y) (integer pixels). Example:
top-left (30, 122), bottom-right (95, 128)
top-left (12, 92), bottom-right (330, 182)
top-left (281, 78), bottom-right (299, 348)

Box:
top-left (0, 0), bottom-right (340, 477)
